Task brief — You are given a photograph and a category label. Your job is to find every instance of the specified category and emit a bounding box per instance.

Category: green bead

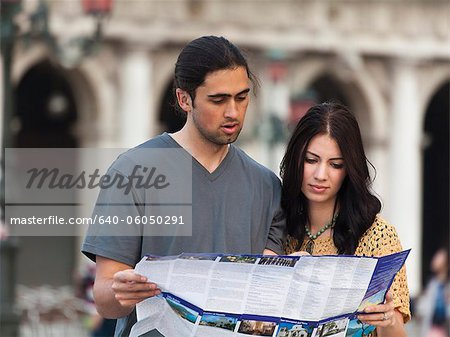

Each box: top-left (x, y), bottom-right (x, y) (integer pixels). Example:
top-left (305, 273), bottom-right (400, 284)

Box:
top-left (305, 215), bottom-right (337, 241)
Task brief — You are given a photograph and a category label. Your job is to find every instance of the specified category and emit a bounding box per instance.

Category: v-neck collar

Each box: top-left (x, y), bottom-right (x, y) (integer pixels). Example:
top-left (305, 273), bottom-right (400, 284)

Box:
top-left (162, 133), bottom-right (235, 181)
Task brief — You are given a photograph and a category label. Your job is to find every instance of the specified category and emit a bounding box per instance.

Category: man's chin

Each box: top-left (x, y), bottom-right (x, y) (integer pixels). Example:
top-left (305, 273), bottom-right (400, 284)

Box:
top-left (223, 134), bottom-right (240, 145)
top-left (205, 129), bottom-right (242, 146)
top-left (214, 132), bottom-right (240, 145)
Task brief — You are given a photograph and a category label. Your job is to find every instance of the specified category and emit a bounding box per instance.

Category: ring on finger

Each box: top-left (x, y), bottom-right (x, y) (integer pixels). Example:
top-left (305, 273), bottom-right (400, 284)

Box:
top-left (383, 312), bottom-right (388, 321)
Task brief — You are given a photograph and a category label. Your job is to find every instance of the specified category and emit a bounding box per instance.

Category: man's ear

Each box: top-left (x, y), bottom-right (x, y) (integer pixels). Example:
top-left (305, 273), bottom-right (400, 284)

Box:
top-left (175, 88), bottom-right (193, 113)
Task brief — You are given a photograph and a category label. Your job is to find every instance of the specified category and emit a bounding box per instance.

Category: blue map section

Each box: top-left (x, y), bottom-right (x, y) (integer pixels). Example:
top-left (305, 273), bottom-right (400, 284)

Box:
top-left (359, 250), bottom-right (410, 311)
top-left (345, 318), bottom-right (376, 337)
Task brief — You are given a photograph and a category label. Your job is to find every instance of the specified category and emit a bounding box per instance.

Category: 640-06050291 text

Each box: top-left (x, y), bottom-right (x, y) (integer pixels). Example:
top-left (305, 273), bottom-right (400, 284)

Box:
top-left (9, 215), bottom-right (185, 226)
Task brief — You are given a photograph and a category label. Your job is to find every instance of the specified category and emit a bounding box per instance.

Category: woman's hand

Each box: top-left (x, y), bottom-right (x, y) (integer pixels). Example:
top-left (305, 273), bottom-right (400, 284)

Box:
top-left (288, 251), bottom-right (310, 256)
top-left (357, 291), bottom-right (406, 337)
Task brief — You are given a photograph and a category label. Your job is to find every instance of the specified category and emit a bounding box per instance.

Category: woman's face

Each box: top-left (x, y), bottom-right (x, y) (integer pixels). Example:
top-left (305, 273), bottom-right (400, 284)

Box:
top-left (301, 133), bottom-right (347, 207)
top-left (431, 249), bottom-right (448, 274)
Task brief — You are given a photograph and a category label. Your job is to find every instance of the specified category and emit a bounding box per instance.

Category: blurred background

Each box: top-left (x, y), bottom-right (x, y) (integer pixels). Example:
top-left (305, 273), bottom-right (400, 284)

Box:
top-left (0, 0), bottom-right (449, 336)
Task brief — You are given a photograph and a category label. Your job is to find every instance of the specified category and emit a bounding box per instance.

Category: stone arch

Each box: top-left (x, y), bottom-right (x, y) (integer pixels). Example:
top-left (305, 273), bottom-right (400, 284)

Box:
top-left (421, 80), bottom-right (449, 286)
top-left (13, 59), bottom-right (79, 286)
top-left (418, 63), bottom-right (450, 127)
top-left (14, 59), bottom-right (78, 147)
top-left (74, 57), bottom-right (117, 146)
top-left (12, 49), bottom-right (119, 278)
top-left (288, 55), bottom-right (388, 196)
top-left (416, 65), bottom-right (450, 288)
top-left (12, 44), bottom-right (116, 147)
top-left (158, 78), bottom-right (186, 133)
top-left (288, 55), bottom-right (375, 143)
top-left (153, 48), bottom-right (187, 133)
top-left (12, 42), bottom-right (53, 85)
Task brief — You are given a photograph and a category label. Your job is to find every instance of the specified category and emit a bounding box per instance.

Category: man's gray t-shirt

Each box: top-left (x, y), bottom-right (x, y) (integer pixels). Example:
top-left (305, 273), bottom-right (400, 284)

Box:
top-left (82, 133), bottom-right (285, 336)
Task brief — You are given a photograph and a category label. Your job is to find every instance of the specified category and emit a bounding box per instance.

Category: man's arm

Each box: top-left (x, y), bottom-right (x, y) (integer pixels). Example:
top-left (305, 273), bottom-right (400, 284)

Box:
top-left (264, 174), bottom-right (286, 255)
top-left (265, 207), bottom-right (286, 255)
top-left (93, 256), bottom-right (161, 319)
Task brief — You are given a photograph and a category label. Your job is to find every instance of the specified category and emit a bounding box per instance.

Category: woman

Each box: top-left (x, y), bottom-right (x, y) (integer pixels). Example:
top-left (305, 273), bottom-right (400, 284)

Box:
top-left (417, 248), bottom-right (449, 337)
top-left (281, 102), bottom-right (410, 336)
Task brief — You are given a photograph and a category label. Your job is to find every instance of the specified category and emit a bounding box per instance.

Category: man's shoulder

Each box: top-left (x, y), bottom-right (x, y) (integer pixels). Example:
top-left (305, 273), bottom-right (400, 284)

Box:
top-left (232, 146), bottom-right (280, 182)
top-left (108, 133), bottom-right (179, 174)
top-left (135, 133), bottom-right (176, 149)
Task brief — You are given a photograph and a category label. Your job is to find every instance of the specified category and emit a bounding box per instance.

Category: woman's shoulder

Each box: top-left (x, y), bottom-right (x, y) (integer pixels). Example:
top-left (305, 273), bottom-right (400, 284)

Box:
top-left (364, 215), bottom-right (398, 236)
top-left (356, 215), bottom-right (403, 257)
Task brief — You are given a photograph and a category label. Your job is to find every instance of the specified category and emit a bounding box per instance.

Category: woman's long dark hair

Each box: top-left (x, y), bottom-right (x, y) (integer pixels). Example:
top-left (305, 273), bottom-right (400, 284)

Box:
top-left (280, 102), bottom-right (381, 254)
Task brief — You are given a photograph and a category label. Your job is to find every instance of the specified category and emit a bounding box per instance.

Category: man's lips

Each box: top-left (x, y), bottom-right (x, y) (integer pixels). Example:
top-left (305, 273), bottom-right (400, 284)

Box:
top-left (221, 123), bottom-right (239, 134)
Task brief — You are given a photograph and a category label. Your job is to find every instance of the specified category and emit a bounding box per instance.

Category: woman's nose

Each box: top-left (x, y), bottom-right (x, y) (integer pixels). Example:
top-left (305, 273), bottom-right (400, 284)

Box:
top-left (314, 164), bottom-right (327, 180)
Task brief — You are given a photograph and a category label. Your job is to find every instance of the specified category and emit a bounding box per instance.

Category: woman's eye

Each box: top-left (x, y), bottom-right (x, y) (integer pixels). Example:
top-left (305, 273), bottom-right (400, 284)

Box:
top-left (305, 158), bottom-right (317, 164)
top-left (331, 162), bottom-right (344, 169)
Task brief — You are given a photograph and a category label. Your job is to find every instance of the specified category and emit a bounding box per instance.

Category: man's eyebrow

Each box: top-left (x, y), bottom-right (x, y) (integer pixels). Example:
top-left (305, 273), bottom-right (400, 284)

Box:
top-left (207, 88), bottom-right (250, 98)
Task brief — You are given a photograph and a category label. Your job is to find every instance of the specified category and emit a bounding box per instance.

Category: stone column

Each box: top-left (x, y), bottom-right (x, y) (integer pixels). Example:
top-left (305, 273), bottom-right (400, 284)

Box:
top-left (387, 59), bottom-right (422, 296)
top-left (260, 56), bottom-right (290, 174)
top-left (119, 47), bottom-right (154, 147)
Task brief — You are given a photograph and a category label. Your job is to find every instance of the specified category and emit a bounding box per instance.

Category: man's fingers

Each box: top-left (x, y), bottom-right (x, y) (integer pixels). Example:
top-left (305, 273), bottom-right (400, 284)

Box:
top-left (114, 269), bottom-right (148, 283)
top-left (110, 268), bottom-right (162, 305)
top-left (114, 289), bottom-right (161, 301)
top-left (112, 277), bottom-right (159, 292)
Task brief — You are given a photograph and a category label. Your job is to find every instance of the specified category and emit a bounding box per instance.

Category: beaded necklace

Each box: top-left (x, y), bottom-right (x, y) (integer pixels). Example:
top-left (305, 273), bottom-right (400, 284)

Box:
top-left (305, 214), bottom-right (337, 254)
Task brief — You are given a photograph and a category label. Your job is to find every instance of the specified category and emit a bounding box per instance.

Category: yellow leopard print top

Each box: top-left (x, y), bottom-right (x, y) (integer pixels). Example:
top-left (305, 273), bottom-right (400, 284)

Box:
top-left (284, 215), bottom-right (411, 323)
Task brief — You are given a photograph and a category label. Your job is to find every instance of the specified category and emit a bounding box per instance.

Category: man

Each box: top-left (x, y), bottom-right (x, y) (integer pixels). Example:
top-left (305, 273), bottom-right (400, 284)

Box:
top-left (82, 35), bottom-right (285, 336)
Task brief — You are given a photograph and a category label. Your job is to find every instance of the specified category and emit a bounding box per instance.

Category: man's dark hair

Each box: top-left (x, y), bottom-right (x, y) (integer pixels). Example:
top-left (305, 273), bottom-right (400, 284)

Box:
top-left (173, 35), bottom-right (257, 111)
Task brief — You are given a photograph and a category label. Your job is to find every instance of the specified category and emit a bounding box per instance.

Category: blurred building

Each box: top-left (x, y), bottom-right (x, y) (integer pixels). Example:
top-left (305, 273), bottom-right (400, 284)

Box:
top-left (2, 0), bottom-right (449, 316)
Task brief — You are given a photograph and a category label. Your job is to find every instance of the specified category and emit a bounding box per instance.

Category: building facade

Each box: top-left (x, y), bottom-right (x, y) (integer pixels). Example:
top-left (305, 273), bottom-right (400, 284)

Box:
top-left (4, 0), bottom-right (450, 298)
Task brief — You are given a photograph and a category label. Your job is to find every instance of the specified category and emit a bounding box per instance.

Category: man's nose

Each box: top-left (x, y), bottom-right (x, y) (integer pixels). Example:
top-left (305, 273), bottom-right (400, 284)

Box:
top-left (224, 100), bottom-right (238, 118)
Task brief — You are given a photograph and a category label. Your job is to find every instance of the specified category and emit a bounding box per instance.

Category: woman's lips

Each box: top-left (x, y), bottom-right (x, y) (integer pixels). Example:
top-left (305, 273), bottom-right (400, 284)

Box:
top-left (310, 184), bottom-right (328, 193)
